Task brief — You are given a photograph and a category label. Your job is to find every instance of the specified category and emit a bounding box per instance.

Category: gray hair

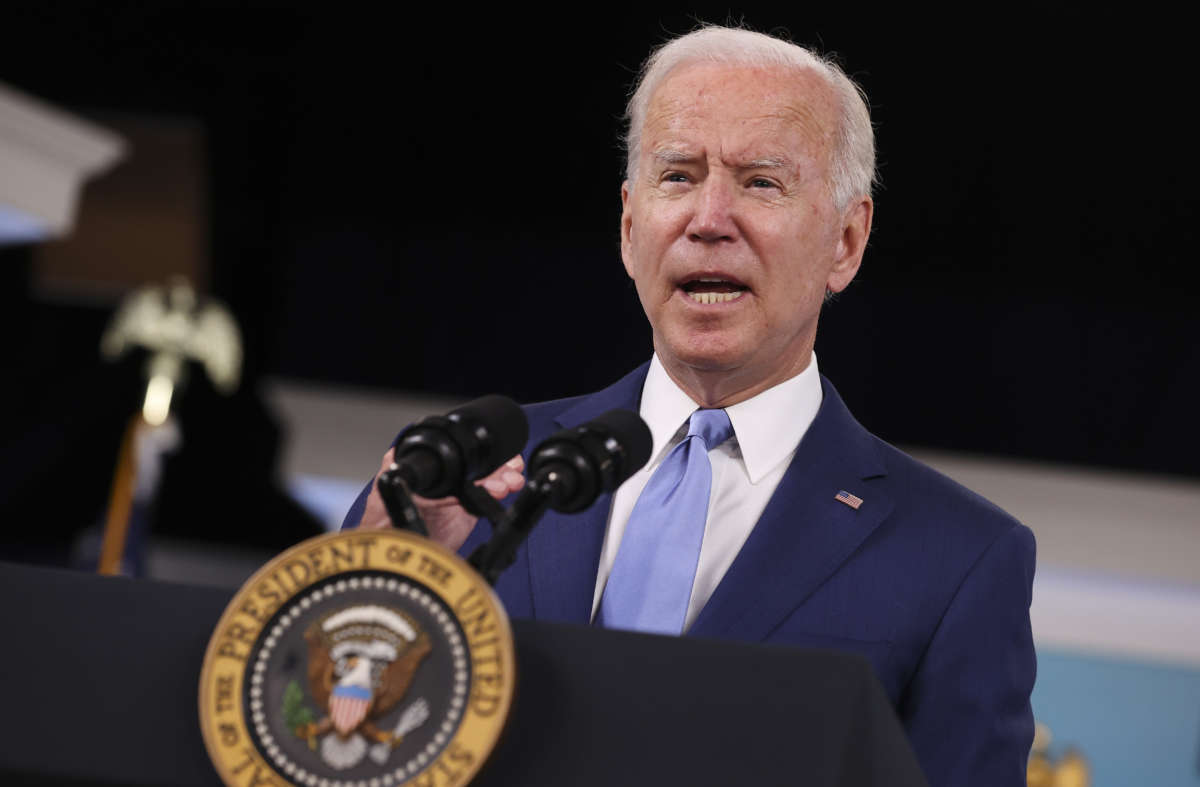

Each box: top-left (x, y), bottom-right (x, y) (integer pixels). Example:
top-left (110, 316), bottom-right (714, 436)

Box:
top-left (624, 25), bottom-right (876, 212)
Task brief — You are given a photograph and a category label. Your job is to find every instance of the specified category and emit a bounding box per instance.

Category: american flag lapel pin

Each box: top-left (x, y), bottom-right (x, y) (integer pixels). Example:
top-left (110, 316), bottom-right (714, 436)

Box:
top-left (834, 490), bottom-right (864, 510)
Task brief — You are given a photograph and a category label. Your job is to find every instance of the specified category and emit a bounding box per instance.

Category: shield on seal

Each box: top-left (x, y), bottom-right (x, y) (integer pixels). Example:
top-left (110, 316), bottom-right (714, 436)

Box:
top-left (330, 684), bottom-right (372, 736)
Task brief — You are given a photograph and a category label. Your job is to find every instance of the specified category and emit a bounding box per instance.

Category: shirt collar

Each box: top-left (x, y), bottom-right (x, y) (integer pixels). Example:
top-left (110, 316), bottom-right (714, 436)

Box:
top-left (638, 353), bottom-right (824, 483)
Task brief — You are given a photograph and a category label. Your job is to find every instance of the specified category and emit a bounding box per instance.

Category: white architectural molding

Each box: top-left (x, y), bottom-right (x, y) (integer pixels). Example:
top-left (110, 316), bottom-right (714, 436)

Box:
top-left (0, 81), bottom-right (126, 244)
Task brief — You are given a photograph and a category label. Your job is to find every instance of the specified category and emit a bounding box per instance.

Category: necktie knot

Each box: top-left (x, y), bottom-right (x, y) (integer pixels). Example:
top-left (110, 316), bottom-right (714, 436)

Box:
top-left (687, 408), bottom-right (733, 449)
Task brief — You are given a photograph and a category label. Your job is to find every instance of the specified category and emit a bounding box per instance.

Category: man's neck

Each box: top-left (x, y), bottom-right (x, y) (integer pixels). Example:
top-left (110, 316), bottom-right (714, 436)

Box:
top-left (655, 348), bottom-right (815, 409)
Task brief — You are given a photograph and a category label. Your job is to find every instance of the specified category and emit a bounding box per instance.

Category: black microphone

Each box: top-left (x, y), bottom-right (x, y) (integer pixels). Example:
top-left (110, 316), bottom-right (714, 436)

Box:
top-left (378, 395), bottom-right (529, 534)
top-left (469, 409), bottom-right (652, 584)
top-left (524, 408), bottom-right (653, 513)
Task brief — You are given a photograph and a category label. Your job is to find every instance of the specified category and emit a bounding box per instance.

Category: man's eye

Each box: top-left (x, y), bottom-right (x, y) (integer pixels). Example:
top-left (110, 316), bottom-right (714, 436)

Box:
top-left (663, 172), bottom-right (690, 183)
top-left (749, 177), bottom-right (777, 189)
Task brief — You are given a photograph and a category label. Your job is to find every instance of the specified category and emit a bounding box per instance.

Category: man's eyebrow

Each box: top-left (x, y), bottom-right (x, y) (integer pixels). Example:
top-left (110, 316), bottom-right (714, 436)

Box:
top-left (738, 156), bottom-right (791, 170)
top-left (650, 149), bottom-right (697, 166)
top-left (650, 150), bottom-right (794, 170)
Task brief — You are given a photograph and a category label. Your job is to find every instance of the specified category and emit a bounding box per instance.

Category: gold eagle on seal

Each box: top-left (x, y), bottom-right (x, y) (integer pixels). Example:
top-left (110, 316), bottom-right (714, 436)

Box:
top-left (294, 605), bottom-right (432, 769)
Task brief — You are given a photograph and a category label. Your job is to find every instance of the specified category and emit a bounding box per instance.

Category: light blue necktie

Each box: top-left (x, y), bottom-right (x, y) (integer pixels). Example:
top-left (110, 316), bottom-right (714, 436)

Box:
top-left (597, 408), bottom-right (734, 634)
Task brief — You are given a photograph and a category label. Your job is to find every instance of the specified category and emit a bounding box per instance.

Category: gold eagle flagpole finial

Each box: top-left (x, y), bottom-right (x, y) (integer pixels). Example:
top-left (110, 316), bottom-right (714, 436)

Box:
top-left (96, 277), bottom-right (242, 575)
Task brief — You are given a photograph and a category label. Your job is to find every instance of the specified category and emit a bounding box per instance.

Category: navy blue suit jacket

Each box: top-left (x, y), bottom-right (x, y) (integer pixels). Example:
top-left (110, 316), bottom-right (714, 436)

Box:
top-left (344, 364), bottom-right (1036, 786)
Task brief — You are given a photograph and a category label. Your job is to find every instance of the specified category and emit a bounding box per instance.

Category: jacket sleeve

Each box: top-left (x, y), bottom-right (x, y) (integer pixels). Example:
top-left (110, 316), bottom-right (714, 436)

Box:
top-left (339, 478), bottom-right (373, 531)
top-left (899, 522), bottom-right (1037, 786)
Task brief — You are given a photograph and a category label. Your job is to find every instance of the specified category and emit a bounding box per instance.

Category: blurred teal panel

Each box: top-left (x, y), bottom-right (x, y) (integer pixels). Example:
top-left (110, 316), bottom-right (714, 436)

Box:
top-left (1032, 647), bottom-right (1200, 787)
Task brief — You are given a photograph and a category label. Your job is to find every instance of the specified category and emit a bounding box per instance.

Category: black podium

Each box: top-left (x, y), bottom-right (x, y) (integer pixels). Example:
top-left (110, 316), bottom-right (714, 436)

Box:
top-left (0, 562), bottom-right (927, 786)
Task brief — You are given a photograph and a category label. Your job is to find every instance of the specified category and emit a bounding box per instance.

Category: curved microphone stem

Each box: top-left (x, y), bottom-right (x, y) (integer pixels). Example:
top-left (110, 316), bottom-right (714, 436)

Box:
top-left (377, 467), bottom-right (429, 537)
top-left (455, 481), bottom-right (510, 525)
top-left (468, 469), bottom-right (559, 586)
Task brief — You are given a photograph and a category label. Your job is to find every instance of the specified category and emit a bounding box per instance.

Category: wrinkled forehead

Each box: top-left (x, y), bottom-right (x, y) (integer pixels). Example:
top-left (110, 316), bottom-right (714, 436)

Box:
top-left (641, 62), bottom-right (838, 165)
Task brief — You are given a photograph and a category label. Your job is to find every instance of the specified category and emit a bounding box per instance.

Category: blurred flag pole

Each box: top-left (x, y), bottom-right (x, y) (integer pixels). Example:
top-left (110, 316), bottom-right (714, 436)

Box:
top-left (98, 415), bottom-right (142, 575)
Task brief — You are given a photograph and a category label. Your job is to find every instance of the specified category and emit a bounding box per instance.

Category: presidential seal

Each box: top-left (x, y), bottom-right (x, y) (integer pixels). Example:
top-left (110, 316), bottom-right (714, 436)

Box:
top-left (199, 530), bottom-right (515, 787)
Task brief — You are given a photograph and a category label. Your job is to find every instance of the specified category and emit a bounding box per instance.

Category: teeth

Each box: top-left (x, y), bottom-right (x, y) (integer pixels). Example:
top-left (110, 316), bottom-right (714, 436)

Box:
top-left (688, 291), bottom-right (745, 305)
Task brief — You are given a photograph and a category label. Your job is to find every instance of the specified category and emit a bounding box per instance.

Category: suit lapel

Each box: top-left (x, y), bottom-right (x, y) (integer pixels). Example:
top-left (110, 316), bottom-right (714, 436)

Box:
top-left (525, 364), bottom-right (649, 624)
top-left (689, 377), bottom-right (892, 641)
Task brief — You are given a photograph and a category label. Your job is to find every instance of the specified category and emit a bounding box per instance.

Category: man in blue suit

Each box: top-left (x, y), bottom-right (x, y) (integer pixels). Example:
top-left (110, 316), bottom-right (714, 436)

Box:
top-left (346, 26), bottom-right (1036, 786)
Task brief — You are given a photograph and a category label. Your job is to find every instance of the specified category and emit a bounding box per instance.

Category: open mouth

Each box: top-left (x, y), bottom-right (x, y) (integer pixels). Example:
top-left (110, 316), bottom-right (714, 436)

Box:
top-left (679, 277), bottom-right (750, 304)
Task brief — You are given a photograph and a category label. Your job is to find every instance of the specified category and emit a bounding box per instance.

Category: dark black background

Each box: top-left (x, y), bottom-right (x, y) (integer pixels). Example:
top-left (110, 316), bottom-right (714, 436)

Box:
top-left (3, 6), bottom-right (1197, 555)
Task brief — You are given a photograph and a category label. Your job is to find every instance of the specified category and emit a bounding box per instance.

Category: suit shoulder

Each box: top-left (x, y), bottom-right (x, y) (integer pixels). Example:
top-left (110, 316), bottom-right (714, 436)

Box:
top-left (870, 436), bottom-right (1029, 546)
top-left (519, 363), bottom-right (650, 441)
top-left (522, 394), bottom-right (589, 433)
top-left (523, 394), bottom-right (590, 419)
top-left (518, 393), bottom-right (592, 441)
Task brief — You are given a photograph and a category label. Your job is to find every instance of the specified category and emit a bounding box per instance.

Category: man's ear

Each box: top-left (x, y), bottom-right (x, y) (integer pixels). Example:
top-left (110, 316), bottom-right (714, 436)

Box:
top-left (620, 180), bottom-right (634, 278)
top-left (827, 195), bottom-right (873, 294)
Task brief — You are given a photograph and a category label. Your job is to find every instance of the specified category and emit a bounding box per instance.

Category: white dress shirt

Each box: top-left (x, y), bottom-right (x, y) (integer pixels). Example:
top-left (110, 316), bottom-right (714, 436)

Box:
top-left (591, 353), bottom-right (825, 631)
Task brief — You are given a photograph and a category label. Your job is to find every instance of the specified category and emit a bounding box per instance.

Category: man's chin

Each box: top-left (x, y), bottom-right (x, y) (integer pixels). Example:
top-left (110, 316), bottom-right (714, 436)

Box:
top-left (660, 339), bottom-right (754, 374)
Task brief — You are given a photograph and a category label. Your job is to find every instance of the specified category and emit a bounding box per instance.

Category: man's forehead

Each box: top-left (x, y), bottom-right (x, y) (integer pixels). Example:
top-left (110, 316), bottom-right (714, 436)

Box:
top-left (641, 63), bottom-right (836, 154)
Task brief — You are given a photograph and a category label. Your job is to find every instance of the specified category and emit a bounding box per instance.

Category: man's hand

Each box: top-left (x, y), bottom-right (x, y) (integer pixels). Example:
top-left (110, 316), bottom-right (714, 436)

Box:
top-left (356, 448), bottom-right (526, 552)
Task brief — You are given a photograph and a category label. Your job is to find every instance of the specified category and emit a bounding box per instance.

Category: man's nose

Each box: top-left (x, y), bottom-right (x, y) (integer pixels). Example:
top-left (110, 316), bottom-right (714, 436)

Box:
top-left (686, 176), bottom-right (738, 243)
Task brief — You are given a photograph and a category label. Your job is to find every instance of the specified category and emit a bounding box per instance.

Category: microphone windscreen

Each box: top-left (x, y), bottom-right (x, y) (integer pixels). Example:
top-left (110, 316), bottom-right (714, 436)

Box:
top-left (450, 394), bottom-right (529, 474)
top-left (588, 408), bottom-right (653, 484)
